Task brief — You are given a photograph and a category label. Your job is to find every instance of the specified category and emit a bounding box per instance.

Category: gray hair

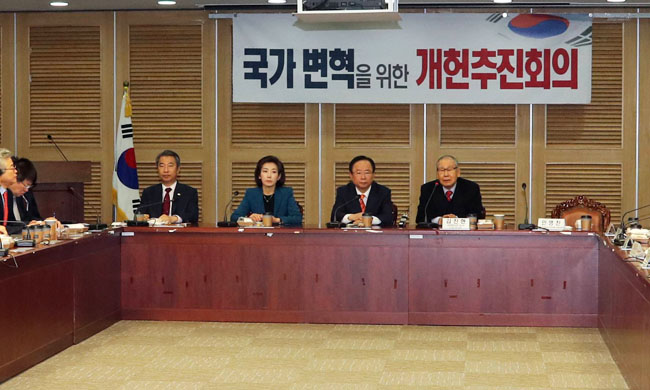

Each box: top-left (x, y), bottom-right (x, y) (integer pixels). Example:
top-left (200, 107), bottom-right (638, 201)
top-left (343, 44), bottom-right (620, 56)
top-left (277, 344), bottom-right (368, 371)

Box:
top-left (436, 154), bottom-right (459, 169)
top-left (0, 148), bottom-right (12, 171)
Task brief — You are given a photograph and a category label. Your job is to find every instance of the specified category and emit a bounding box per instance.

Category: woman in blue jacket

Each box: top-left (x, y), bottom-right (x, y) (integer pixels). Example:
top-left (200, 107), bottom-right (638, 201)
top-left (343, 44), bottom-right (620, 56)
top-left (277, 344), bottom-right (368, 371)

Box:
top-left (231, 155), bottom-right (302, 226)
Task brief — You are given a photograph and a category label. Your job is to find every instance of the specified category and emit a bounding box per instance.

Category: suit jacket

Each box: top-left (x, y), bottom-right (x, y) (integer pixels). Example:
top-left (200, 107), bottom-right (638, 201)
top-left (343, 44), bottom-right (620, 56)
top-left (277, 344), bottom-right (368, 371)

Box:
top-left (1, 188), bottom-right (20, 234)
top-left (14, 191), bottom-right (42, 222)
top-left (416, 177), bottom-right (484, 223)
top-left (230, 186), bottom-right (302, 226)
top-left (140, 182), bottom-right (199, 223)
top-left (331, 182), bottom-right (394, 227)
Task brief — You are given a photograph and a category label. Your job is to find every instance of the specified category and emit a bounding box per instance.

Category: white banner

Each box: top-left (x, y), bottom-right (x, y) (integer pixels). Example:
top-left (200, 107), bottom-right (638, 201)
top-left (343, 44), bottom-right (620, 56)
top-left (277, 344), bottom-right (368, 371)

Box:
top-left (233, 13), bottom-right (592, 104)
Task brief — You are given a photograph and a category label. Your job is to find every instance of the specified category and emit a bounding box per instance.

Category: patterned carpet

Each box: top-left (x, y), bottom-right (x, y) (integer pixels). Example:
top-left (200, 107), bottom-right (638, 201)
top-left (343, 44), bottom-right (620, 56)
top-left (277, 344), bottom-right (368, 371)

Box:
top-left (1, 321), bottom-right (628, 390)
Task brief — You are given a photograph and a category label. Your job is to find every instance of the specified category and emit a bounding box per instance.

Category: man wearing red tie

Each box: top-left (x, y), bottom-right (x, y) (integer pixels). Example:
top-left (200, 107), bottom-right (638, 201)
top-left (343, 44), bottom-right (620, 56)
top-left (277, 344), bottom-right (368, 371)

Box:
top-left (0, 148), bottom-right (17, 235)
top-left (416, 155), bottom-right (484, 225)
top-left (139, 150), bottom-right (199, 224)
top-left (330, 155), bottom-right (394, 227)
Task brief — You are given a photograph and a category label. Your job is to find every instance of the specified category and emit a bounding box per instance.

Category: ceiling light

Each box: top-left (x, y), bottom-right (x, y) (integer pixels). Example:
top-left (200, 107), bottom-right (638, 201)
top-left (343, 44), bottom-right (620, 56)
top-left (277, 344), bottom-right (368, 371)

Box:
top-left (157, 1), bottom-right (176, 5)
top-left (50, 1), bottom-right (69, 6)
top-left (607, 0), bottom-right (626, 2)
top-left (493, 0), bottom-right (512, 3)
top-left (268, 0), bottom-right (287, 3)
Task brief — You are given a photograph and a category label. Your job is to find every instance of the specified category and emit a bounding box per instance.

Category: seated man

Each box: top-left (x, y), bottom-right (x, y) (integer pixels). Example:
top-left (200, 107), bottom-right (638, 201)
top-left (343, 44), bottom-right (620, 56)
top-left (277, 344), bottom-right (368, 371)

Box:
top-left (0, 148), bottom-right (17, 234)
top-left (9, 158), bottom-right (42, 223)
top-left (139, 150), bottom-right (199, 224)
top-left (330, 155), bottom-right (394, 227)
top-left (416, 155), bottom-right (484, 225)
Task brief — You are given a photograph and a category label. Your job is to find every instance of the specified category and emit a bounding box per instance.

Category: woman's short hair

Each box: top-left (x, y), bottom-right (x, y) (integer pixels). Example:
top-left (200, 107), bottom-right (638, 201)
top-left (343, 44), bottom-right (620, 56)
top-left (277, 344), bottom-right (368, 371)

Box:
top-left (254, 155), bottom-right (286, 187)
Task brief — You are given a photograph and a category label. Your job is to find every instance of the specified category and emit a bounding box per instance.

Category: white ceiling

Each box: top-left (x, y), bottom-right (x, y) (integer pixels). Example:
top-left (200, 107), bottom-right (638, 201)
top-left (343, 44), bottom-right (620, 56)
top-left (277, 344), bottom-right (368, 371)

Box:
top-left (1, 0), bottom-right (649, 12)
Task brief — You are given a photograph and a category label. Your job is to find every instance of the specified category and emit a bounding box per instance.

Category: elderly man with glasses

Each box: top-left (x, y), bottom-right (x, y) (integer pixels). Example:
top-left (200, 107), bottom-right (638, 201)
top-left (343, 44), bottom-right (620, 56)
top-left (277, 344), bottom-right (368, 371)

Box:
top-left (416, 154), bottom-right (484, 226)
top-left (0, 148), bottom-right (18, 234)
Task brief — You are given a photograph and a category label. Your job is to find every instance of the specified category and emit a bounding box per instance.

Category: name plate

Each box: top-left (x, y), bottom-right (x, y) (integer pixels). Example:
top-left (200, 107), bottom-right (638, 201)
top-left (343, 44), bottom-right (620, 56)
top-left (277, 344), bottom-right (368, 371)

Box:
top-left (441, 218), bottom-right (470, 231)
top-left (537, 218), bottom-right (566, 231)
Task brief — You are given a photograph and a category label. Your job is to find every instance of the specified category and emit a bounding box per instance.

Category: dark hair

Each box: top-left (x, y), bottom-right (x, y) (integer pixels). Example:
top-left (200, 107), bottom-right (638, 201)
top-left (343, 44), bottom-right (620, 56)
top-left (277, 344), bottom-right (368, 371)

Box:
top-left (13, 157), bottom-right (37, 185)
top-left (254, 155), bottom-right (285, 187)
top-left (155, 150), bottom-right (181, 167)
top-left (348, 155), bottom-right (375, 173)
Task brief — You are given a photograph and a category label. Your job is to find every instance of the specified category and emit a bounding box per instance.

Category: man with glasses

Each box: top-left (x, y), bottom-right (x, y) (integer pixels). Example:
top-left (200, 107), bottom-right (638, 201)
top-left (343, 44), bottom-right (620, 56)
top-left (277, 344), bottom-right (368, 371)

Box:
top-left (416, 155), bottom-right (484, 225)
top-left (0, 148), bottom-right (17, 234)
top-left (330, 155), bottom-right (394, 227)
top-left (9, 158), bottom-right (42, 223)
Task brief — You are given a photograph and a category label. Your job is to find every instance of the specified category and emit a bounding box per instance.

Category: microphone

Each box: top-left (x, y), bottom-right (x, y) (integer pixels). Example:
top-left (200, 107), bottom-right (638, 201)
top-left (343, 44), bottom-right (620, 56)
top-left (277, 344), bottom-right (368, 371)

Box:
top-left (416, 181), bottom-right (439, 229)
top-left (47, 134), bottom-right (69, 162)
top-left (326, 194), bottom-right (361, 228)
top-left (67, 186), bottom-right (107, 230)
top-left (518, 182), bottom-right (535, 230)
top-left (217, 190), bottom-right (240, 227)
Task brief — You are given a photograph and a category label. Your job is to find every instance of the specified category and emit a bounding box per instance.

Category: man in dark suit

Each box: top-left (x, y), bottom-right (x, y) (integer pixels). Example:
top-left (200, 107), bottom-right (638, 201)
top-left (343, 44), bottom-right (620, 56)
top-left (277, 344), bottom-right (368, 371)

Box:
top-left (416, 155), bottom-right (484, 225)
top-left (0, 148), bottom-right (17, 235)
top-left (139, 150), bottom-right (199, 224)
top-left (331, 155), bottom-right (394, 227)
top-left (9, 158), bottom-right (42, 223)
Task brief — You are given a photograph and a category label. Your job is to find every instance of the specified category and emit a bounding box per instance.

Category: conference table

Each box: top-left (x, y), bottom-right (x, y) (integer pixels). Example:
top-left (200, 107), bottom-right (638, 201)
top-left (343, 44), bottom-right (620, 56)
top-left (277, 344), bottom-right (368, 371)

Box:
top-left (1, 225), bottom-right (649, 389)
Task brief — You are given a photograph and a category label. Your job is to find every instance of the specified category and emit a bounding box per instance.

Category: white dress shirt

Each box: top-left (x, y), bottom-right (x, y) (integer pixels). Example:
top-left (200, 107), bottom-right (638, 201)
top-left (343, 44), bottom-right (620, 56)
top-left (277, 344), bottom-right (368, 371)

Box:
top-left (342, 185), bottom-right (382, 225)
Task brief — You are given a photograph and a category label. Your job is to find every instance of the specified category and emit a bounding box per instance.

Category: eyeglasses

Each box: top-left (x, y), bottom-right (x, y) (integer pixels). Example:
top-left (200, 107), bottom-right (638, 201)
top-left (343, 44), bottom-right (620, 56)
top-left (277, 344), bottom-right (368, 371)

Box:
top-left (437, 167), bottom-right (458, 173)
top-left (21, 182), bottom-right (32, 190)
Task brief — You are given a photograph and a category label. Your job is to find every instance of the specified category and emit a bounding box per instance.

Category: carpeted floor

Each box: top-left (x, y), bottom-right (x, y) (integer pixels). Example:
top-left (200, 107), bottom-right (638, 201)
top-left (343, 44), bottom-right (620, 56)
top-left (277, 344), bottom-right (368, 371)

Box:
top-left (1, 321), bottom-right (628, 390)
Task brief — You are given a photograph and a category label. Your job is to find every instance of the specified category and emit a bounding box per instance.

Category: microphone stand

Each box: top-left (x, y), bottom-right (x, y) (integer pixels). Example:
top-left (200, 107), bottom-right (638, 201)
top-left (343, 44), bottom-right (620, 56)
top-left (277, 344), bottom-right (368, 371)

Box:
top-left (326, 195), bottom-right (360, 228)
top-left (518, 183), bottom-right (535, 230)
top-left (68, 187), bottom-right (107, 230)
top-left (416, 182), bottom-right (439, 229)
top-left (217, 190), bottom-right (240, 227)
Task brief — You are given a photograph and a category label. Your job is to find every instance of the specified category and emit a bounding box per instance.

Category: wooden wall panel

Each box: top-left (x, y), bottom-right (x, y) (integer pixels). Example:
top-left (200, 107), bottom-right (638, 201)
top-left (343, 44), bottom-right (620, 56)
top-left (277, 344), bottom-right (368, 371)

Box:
top-left (29, 26), bottom-right (101, 146)
top-left (0, 15), bottom-right (13, 150)
top-left (640, 19), bottom-right (650, 208)
top-left (532, 20), bottom-right (635, 223)
top-left (462, 163), bottom-right (517, 226)
top-left (118, 11), bottom-right (215, 223)
top-left (545, 163), bottom-right (622, 222)
top-left (84, 162), bottom-right (102, 223)
top-left (547, 23), bottom-right (623, 147)
top-left (335, 104), bottom-right (410, 147)
top-left (16, 13), bottom-right (114, 223)
top-left (232, 103), bottom-right (305, 146)
top-left (441, 105), bottom-right (516, 146)
top-left (129, 24), bottom-right (203, 146)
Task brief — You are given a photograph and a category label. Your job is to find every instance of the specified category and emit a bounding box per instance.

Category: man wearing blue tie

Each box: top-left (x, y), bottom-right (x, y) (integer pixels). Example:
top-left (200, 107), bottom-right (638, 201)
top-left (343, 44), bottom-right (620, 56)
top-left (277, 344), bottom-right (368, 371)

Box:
top-left (139, 150), bottom-right (199, 224)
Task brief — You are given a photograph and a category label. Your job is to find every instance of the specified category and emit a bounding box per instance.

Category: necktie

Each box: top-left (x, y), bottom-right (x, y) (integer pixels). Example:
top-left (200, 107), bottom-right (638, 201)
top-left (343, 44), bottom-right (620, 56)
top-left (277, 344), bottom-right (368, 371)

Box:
top-left (359, 194), bottom-right (366, 213)
top-left (162, 188), bottom-right (172, 216)
top-left (2, 191), bottom-right (8, 226)
top-left (446, 190), bottom-right (453, 202)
